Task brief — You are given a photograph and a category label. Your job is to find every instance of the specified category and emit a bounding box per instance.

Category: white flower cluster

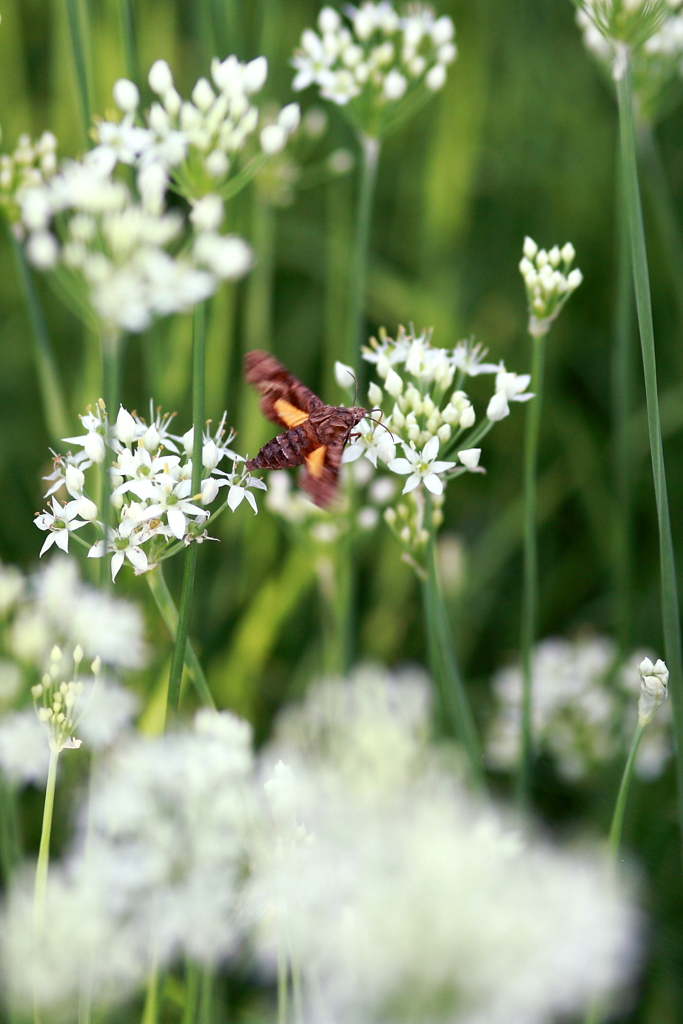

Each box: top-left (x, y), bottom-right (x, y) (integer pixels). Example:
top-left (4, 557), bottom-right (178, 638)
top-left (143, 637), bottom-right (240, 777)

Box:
top-left (111, 56), bottom-right (301, 200)
top-left (35, 401), bottom-right (265, 581)
top-left (2, 709), bottom-right (254, 1014)
top-left (248, 666), bottom-right (636, 1024)
top-left (12, 130), bottom-right (252, 332)
top-left (334, 326), bottom-right (532, 561)
top-left (487, 636), bottom-right (673, 782)
top-left (577, 8), bottom-right (683, 117)
top-left (0, 668), bottom-right (638, 1020)
top-left (292, 3), bottom-right (456, 136)
top-left (519, 236), bottom-right (583, 337)
top-left (31, 644), bottom-right (97, 753)
top-left (576, 0), bottom-right (683, 57)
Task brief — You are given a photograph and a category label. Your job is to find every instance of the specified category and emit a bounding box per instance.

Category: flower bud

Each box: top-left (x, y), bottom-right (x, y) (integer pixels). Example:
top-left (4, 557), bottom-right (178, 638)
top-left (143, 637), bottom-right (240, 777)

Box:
top-left (459, 405), bottom-right (476, 429)
top-left (113, 78), bottom-right (139, 113)
top-left (368, 382), bottom-right (383, 406)
top-left (192, 77), bottom-right (215, 112)
top-left (385, 368), bottom-right (404, 398)
top-left (84, 432), bottom-right (106, 464)
top-left (458, 448), bottom-right (481, 471)
top-left (335, 361), bottom-right (356, 390)
top-left (78, 496), bottom-right (98, 521)
top-left (278, 103), bottom-right (301, 132)
top-left (202, 439), bottom-right (220, 471)
top-left (65, 465), bottom-right (85, 494)
top-left (638, 657), bottom-right (669, 726)
top-left (523, 236), bottom-right (538, 260)
top-left (149, 60), bottom-right (174, 95)
top-left (201, 477), bottom-right (220, 505)
top-left (437, 423), bottom-right (451, 443)
top-left (260, 124), bottom-right (287, 155)
top-left (561, 242), bottom-right (575, 264)
top-left (486, 391), bottom-right (509, 422)
top-left (143, 424), bottom-right (160, 452)
top-left (116, 406), bottom-right (137, 446)
top-left (426, 64), bottom-right (447, 91)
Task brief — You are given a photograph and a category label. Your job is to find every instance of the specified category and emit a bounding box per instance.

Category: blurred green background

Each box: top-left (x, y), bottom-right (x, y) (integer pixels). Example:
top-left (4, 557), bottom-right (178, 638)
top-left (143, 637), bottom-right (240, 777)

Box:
top-left (2, 0), bottom-right (683, 1019)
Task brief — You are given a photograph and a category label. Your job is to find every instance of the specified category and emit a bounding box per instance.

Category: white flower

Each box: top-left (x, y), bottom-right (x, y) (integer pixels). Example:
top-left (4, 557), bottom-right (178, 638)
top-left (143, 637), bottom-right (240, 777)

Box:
top-left (35, 497), bottom-right (89, 555)
top-left (458, 447), bottom-right (484, 472)
top-left (343, 417), bottom-right (396, 468)
top-left (388, 436), bottom-right (456, 495)
top-left (77, 679), bottom-right (138, 749)
top-left (638, 656), bottom-right (669, 725)
top-left (487, 369), bottom-right (534, 421)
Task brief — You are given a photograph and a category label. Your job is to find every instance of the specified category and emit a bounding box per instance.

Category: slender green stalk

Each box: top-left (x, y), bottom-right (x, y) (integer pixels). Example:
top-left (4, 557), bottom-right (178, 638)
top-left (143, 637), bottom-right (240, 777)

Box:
top-left (611, 155), bottom-right (634, 655)
top-left (346, 133), bottom-right (380, 374)
top-left (141, 960), bottom-right (159, 1024)
top-left (33, 747), bottom-right (60, 939)
top-left (167, 303), bottom-right (205, 716)
top-left (244, 195), bottom-right (276, 352)
top-left (517, 331), bottom-right (546, 807)
top-left (637, 120), bottom-right (683, 334)
top-left (118, 0), bottom-right (140, 87)
top-left (198, 968), bottom-right (213, 1024)
top-left (146, 566), bottom-right (216, 710)
top-left (64, 0), bottom-right (92, 145)
top-left (582, 722), bottom-right (644, 1024)
top-left (9, 232), bottom-right (70, 443)
top-left (422, 505), bottom-right (484, 788)
top-left (182, 962), bottom-right (199, 1024)
top-left (617, 62), bottom-right (683, 841)
top-left (100, 328), bottom-right (121, 590)
top-left (278, 932), bottom-right (289, 1024)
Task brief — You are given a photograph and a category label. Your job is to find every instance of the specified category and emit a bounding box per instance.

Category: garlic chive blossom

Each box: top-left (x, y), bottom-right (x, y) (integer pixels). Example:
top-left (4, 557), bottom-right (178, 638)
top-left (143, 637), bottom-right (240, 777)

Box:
top-left (519, 236), bottom-right (583, 338)
top-left (575, 0), bottom-right (683, 62)
top-left (36, 402), bottom-right (266, 582)
top-left (388, 436), bottom-right (456, 495)
top-left (292, 3), bottom-right (457, 137)
top-left (638, 656), bottom-right (669, 726)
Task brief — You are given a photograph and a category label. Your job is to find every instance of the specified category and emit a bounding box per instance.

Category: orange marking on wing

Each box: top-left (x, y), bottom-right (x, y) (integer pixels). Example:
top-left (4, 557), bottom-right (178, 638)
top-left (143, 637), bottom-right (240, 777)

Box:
top-left (274, 398), bottom-right (309, 428)
top-left (305, 445), bottom-right (327, 479)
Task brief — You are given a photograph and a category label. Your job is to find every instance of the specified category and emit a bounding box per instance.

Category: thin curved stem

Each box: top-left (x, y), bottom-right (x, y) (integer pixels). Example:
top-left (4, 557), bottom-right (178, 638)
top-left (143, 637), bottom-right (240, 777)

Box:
top-left (422, 501), bottom-right (484, 789)
top-left (617, 61), bottom-right (683, 845)
top-left (346, 134), bottom-right (380, 374)
top-left (146, 566), bottom-right (215, 712)
top-left (517, 332), bottom-right (546, 808)
top-left (167, 303), bottom-right (205, 717)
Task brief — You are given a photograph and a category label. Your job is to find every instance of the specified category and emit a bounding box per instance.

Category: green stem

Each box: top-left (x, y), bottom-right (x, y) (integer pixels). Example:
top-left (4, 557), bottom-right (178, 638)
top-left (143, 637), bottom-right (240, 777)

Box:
top-left (346, 133), bottom-right (380, 374)
top-left (611, 151), bottom-right (634, 655)
top-left (141, 960), bottom-right (159, 1024)
top-left (517, 331), bottom-right (546, 808)
top-left (118, 0), bottom-right (140, 87)
top-left (33, 747), bottom-right (60, 938)
top-left (278, 932), bottom-right (288, 1024)
top-left (145, 566), bottom-right (216, 710)
top-left (617, 61), bottom-right (683, 844)
top-left (9, 232), bottom-right (70, 443)
top-left (167, 304), bottom-right (206, 717)
top-left (100, 328), bottom-right (121, 590)
top-left (64, 0), bottom-right (92, 145)
top-left (181, 962), bottom-right (199, 1024)
top-left (637, 120), bottom-right (683, 336)
top-left (198, 968), bottom-right (213, 1024)
top-left (582, 722), bottom-right (644, 1024)
top-left (421, 503), bottom-right (484, 788)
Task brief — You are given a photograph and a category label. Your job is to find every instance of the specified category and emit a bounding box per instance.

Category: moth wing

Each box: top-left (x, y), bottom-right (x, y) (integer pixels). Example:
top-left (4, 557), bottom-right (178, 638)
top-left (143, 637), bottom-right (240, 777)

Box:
top-left (302, 439), bottom-right (345, 509)
top-left (244, 350), bottom-right (323, 430)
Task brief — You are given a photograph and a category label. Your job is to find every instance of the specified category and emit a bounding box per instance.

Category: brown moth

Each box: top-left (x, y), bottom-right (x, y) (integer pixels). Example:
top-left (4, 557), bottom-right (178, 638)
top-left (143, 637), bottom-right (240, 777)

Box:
top-left (244, 350), bottom-right (367, 508)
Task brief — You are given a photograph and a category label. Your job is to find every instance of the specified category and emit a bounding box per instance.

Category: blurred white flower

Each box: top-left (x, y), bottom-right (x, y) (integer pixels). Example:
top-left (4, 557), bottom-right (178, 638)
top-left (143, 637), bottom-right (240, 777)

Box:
top-left (248, 666), bottom-right (637, 1024)
top-left (0, 708), bottom-right (50, 784)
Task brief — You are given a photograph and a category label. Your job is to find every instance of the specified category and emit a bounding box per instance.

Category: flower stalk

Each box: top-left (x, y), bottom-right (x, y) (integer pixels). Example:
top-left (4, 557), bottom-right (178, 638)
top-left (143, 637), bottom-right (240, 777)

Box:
top-left (517, 331), bottom-right (546, 807)
top-left (145, 567), bottom-right (215, 711)
top-left (65, 0), bottom-right (92, 145)
top-left (346, 133), bottom-right (380, 375)
top-left (33, 746), bottom-right (60, 940)
top-left (118, 0), bottom-right (140, 88)
top-left (167, 302), bottom-right (206, 717)
top-left (616, 58), bottom-right (683, 840)
top-left (422, 501), bottom-right (484, 789)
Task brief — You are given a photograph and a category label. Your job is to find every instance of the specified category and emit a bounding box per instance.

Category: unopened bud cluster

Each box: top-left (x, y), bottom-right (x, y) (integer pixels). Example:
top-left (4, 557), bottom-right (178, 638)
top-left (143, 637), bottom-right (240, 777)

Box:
top-left (292, 3), bottom-right (456, 137)
top-left (36, 401), bottom-right (265, 582)
top-left (383, 488), bottom-right (444, 567)
top-left (31, 645), bottom-right (97, 752)
top-left (519, 237), bottom-right (582, 338)
top-left (638, 656), bottom-right (669, 725)
top-left (0, 132), bottom-right (57, 227)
